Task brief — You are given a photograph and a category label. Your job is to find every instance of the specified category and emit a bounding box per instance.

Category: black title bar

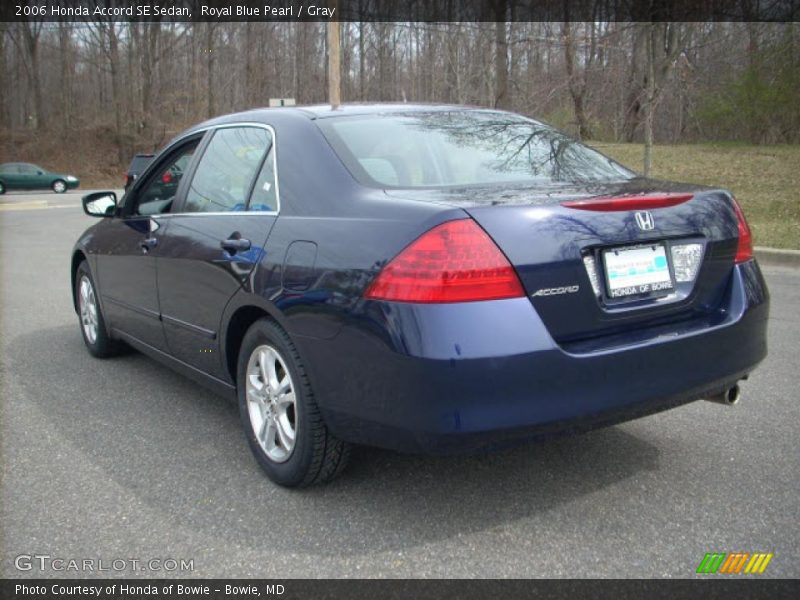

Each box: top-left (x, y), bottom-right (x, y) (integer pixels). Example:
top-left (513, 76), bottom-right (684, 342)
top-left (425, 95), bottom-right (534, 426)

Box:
top-left (2, 0), bottom-right (800, 22)
top-left (3, 579), bottom-right (800, 600)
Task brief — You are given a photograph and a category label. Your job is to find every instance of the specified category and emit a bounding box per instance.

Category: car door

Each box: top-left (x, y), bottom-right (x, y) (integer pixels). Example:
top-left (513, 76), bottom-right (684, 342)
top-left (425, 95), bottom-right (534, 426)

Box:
top-left (4, 163), bottom-right (28, 190)
top-left (17, 163), bottom-right (47, 189)
top-left (156, 125), bottom-right (279, 380)
top-left (0, 164), bottom-right (22, 189)
top-left (94, 138), bottom-right (203, 351)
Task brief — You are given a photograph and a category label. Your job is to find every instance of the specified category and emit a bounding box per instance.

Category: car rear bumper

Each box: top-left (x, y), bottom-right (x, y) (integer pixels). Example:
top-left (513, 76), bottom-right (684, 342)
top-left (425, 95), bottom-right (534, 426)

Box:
top-left (300, 260), bottom-right (769, 453)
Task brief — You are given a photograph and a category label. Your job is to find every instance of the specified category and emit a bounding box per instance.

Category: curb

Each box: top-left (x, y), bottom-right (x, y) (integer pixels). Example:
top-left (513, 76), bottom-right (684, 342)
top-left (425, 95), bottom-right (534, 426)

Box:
top-left (755, 246), bottom-right (800, 268)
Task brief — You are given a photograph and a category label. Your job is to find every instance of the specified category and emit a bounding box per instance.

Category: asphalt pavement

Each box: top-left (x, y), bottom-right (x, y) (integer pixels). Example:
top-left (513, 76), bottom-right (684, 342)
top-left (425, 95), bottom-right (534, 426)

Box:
top-left (1, 190), bottom-right (798, 578)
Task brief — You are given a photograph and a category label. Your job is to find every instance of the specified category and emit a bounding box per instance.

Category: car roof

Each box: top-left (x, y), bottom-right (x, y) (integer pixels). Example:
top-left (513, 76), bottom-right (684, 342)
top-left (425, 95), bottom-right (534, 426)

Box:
top-left (188, 103), bottom-right (504, 129)
top-left (289, 103), bottom-right (494, 119)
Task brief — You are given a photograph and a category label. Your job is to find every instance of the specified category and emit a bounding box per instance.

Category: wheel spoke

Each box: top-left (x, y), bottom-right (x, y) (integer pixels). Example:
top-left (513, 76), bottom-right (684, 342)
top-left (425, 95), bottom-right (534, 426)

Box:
top-left (264, 349), bottom-right (281, 393)
top-left (276, 375), bottom-right (291, 396)
top-left (263, 419), bottom-right (278, 453)
top-left (257, 349), bottom-right (274, 392)
top-left (275, 412), bottom-right (295, 449)
top-left (247, 372), bottom-right (265, 396)
top-left (275, 391), bottom-right (295, 409)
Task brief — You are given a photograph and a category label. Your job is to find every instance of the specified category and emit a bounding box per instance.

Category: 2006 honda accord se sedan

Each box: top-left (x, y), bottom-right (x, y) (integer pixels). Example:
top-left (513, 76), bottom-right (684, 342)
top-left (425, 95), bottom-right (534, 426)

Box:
top-left (72, 104), bottom-right (769, 487)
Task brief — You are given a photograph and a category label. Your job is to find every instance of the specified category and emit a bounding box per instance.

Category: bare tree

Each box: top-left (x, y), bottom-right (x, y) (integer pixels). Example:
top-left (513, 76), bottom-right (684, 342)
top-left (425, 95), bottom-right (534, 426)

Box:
top-left (0, 20), bottom-right (795, 177)
top-left (641, 22), bottom-right (690, 175)
top-left (563, 21), bottom-right (596, 139)
top-left (9, 21), bottom-right (45, 129)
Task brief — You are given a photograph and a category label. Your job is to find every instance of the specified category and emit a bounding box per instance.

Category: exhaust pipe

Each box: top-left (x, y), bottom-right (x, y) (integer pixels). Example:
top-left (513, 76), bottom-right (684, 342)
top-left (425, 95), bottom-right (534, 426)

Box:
top-left (704, 384), bottom-right (741, 406)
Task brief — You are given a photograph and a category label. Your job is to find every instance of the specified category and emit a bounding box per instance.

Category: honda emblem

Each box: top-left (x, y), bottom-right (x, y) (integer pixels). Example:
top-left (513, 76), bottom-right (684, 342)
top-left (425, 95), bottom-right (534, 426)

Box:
top-left (635, 211), bottom-right (655, 231)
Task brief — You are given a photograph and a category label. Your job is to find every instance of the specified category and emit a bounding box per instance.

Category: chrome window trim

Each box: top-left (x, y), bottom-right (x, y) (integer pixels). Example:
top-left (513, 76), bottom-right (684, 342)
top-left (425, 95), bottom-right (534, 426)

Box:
top-left (146, 121), bottom-right (281, 218)
top-left (152, 211), bottom-right (277, 219)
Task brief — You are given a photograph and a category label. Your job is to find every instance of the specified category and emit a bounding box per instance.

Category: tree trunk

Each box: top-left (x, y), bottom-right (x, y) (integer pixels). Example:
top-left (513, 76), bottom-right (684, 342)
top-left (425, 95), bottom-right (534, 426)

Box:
top-left (358, 20), bottom-right (365, 100)
top-left (493, 4), bottom-right (510, 109)
top-left (0, 24), bottom-right (7, 129)
top-left (327, 11), bottom-right (341, 107)
top-left (21, 22), bottom-right (44, 129)
top-left (206, 23), bottom-right (216, 118)
top-left (58, 23), bottom-right (72, 131)
top-left (643, 24), bottom-right (656, 177)
top-left (107, 23), bottom-right (126, 165)
top-left (245, 23), bottom-right (254, 106)
top-left (563, 21), bottom-right (592, 140)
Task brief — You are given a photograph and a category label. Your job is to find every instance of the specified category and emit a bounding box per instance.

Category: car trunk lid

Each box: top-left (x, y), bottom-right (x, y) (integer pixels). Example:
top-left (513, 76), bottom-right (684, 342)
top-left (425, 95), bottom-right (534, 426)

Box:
top-left (385, 179), bottom-right (742, 344)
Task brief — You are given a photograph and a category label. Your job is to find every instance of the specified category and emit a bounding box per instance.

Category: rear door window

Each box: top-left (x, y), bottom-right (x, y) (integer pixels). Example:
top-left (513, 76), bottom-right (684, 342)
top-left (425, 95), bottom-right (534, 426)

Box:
top-left (247, 144), bottom-right (278, 212)
top-left (183, 127), bottom-right (271, 213)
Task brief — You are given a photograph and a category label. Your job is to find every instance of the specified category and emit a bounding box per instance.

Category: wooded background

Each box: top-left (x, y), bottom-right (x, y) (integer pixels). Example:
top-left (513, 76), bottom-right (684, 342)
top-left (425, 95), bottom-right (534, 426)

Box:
top-left (1, 20), bottom-right (798, 180)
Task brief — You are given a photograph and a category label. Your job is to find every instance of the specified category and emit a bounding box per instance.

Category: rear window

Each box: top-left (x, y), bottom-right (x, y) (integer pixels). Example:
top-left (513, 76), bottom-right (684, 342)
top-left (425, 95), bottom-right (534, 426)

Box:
top-left (317, 111), bottom-right (634, 189)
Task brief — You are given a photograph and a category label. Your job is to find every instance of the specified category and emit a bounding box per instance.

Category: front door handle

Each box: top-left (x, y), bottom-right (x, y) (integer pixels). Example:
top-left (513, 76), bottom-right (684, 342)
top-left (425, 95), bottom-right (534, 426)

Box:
top-left (140, 237), bottom-right (158, 253)
top-left (221, 237), bottom-right (251, 253)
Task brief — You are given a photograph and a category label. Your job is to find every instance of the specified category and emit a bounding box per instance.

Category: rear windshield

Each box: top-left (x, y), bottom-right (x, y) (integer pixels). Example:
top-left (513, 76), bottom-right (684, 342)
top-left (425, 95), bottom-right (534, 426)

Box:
top-left (317, 111), bottom-right (634, 189)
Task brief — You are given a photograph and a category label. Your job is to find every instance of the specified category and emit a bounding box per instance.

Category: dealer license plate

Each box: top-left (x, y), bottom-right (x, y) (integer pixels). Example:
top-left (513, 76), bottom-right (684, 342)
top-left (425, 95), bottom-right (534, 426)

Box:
top-left (603, 244), bottom-right (674, 298)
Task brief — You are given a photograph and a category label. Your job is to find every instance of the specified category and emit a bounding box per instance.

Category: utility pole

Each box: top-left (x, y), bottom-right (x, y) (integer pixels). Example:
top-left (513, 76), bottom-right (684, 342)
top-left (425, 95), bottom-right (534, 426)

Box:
top-left (327, 1), bottom-right (341, 108)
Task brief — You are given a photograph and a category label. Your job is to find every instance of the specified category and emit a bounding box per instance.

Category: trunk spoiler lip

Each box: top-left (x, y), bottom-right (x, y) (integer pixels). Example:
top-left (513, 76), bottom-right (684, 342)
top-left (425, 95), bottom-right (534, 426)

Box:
top-left (561, 193), bottom-right (694, 212)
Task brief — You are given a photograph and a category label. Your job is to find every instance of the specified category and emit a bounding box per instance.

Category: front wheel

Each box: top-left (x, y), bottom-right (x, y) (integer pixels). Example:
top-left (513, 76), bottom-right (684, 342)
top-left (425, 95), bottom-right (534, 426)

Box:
top-left (52, 179), bottom-right (67, 193)
top-left (75, 261), bottom-right (125, 358)
top-left (0, 181), bottom-right (5, 194)
top-left (237, 319), bottom-right (350, 487)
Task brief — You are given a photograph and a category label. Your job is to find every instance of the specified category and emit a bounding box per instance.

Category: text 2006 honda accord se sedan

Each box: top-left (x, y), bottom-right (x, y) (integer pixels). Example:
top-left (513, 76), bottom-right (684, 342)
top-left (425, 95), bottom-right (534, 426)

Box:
top-left (72, 105), bottom-right (769, 487)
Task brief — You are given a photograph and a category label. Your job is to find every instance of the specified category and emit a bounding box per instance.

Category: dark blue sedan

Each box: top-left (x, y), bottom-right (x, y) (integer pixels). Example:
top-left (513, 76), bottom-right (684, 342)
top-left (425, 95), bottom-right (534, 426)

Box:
top-left (71, 105), bottom-right (769, 487)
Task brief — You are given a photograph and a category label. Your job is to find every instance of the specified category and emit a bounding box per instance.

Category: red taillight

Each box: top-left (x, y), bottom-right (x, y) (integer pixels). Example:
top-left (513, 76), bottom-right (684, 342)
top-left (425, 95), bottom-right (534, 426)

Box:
top-left (162, 171), bottom-right (173, 184)
top-left (364, 219), bottom-right (525, 303)
top-left (731, 196), bottom-right (753, 263)
top-left (561, 193), bottom-right (693, 211)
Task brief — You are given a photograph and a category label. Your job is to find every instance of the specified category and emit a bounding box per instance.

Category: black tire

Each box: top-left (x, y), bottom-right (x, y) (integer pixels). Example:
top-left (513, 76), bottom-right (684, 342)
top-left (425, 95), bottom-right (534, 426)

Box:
top-left (75, 261), bottom-right (125, 358)
top-left (52, 179), bottom-right (67, 193)
top-left (237, 318), bottom-right (350, 487)
top-left (0, 181), bottom-right (5, 194)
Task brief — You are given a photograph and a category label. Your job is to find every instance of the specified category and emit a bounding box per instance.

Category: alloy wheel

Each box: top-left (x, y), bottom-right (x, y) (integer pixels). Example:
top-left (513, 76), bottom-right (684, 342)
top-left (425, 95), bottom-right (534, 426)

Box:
top-left (78, 275), bottom-right (98, 344)
top-left (246, 344), bottom-right (297, 463)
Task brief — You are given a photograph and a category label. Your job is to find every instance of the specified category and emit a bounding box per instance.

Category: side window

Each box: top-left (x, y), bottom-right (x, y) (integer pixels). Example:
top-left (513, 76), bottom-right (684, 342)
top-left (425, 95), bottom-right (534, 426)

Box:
top-left (184, 127), bottom-right (270, 213)
top-left (134, 141), bottom-right (199, 216)
top-left (248, 145), bottom-right (278, 211)
top-left (19, 164), bottom-right (36, 174)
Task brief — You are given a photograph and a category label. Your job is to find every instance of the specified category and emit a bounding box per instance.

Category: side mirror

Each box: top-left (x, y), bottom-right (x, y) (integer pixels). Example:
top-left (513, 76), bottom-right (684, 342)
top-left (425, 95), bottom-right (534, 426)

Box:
top-left (82, 191), bottom-right (117, 217)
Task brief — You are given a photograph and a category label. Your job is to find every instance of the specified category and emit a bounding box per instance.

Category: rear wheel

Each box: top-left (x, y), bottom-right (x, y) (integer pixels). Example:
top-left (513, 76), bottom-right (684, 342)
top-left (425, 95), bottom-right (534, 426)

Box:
top-left (75, 261), bottom-right (125, 358)
top-left (52, 179), bottom-right (67, 193)
top-left (237, 318), bottom-right (350, 487)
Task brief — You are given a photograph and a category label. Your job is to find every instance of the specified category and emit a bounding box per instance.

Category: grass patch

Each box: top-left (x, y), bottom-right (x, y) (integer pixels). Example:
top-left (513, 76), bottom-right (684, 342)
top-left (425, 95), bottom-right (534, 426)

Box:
top-left (590, 142), bottom-right (800, 250)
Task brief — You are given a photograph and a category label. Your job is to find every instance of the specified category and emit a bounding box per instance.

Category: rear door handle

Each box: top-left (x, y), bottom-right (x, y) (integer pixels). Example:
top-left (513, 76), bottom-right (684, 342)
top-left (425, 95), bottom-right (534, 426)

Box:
top-left (221, 237), bottom-right (251, 253)
top-left (140, 237), bottom-right (158, 252)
